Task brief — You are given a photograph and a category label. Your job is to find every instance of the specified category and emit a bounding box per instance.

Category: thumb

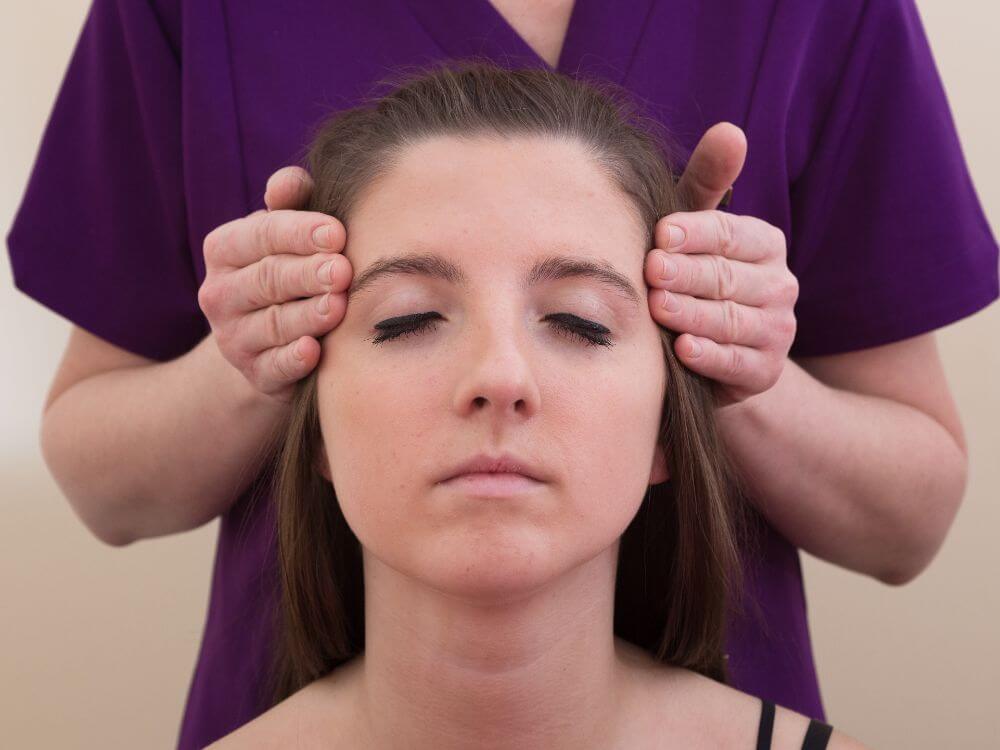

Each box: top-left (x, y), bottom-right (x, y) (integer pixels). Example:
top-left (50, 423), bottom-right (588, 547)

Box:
top-left (264, 166), bottom-right (315, 212)
top-left (675, 122), bottom-right (747, 211)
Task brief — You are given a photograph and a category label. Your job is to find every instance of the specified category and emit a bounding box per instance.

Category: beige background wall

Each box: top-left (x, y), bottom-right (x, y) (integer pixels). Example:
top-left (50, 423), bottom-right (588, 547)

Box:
top-left (2, 2), bottom-right (997, 748)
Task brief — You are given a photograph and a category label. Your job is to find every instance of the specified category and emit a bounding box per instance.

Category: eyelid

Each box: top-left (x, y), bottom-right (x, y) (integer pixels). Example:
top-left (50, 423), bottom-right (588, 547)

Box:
top-left (369, 311), bottom-right (614, 347)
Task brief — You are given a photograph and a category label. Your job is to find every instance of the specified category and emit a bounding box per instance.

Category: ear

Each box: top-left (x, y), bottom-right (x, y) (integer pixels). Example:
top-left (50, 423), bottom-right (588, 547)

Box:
top-left (648, 443), bottom-right (669, 485)
top-left (313, 441), bottom-right (332, 483)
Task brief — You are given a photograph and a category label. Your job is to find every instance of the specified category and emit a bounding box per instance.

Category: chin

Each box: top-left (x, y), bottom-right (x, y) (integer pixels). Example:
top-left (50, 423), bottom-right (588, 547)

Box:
top-left (411, 538), bottom-right (569, 603)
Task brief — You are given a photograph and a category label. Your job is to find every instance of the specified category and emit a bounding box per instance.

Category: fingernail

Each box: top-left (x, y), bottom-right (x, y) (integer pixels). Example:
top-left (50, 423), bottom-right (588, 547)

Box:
top-left (317, 293), bottom-right (331, 315)
top-left (666, 224), bottom-right (686, 248)
top-left (661, 290), bottom-right (682, 313)
top-left (688, 338), bottom-right (703, 357)
top-left (660, 253), bottom-right (678, 280)
top-left (312, 225), bottom-right (334, 249)
top-left (318, 259), bottom-right (334, 284)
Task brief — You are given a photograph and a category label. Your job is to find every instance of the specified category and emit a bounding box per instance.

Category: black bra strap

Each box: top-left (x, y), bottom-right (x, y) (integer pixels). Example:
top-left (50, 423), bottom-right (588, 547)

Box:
top-left (801, 719), bottom-right (834, 750)
top-left (756, 699), bottom-right (775, 750)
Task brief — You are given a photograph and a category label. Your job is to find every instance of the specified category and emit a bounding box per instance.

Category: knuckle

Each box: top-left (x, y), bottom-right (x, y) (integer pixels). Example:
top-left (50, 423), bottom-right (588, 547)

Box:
top-left (762, 276), bottom-right (785, 305)
top-left (764, 273), bottom-right (797, 307)
top-left (715, 212), bottom-right (737, 257)
top-left (197, 281), bottom-right (219, 315)
top-left (778, 312), bottom-right (798, 338)
top-left (784, 272), bottom-right (800, 304)
top-left (255, 255), bottom-right (281, 307)
top-left (712, 255), bottom-right (737, 299)
top-left (721, 299), bottom-right (742, 342)
top-left (726, 346), bottom-right (746, 378)
top-left (202, 227), bottom-right (224, 264)
top-left (264, 303), bottom-right (286, 344)
top-left (256, 212), bottom-right (278, 254)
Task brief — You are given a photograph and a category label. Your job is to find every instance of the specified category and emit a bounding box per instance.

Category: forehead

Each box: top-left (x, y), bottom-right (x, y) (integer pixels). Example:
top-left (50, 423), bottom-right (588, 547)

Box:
top-left (343, 134), bottom-right (648, 271)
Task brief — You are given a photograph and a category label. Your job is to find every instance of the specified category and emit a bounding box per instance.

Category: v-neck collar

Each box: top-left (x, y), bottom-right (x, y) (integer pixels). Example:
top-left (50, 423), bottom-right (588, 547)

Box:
top-left (402, 0), bottom-right (657, 87)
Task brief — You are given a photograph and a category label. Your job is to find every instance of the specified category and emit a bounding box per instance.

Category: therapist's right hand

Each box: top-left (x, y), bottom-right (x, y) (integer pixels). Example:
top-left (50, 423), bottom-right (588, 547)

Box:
top-left (198, 165), bottom-right (351, 405)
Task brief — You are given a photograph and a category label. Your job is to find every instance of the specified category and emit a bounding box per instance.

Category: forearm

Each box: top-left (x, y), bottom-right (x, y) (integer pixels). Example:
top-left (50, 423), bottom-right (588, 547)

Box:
top-left (40, 333), bottom-right (290, 546)
top-left (714, 358), bottom-right (967, 584)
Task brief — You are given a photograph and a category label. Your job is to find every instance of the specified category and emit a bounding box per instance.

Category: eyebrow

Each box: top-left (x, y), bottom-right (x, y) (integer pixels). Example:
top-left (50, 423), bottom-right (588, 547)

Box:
top-left (347, 251), bottom-right (644, 308)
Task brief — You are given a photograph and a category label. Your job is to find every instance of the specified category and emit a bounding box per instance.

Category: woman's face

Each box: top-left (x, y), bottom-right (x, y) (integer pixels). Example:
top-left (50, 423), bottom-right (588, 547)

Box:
top-left (314, 134), bottom-right (669, 600)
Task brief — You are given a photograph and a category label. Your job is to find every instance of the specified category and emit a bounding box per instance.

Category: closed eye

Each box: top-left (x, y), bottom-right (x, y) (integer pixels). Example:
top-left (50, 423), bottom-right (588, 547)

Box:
top-left (368, 312), bottom-right (614, 347)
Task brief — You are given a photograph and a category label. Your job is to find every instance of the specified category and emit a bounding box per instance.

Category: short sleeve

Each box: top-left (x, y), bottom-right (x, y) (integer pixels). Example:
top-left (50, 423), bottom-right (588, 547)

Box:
top-left (787, 0), bottom-right (999, 357)
top-left (5, 0), bottom-right (207, 362)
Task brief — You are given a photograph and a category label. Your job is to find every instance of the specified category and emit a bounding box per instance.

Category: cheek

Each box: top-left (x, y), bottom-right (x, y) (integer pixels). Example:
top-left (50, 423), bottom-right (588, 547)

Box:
top-left (317, 361), bottom-right (435, 540)
top-left (557, 354), bottom-right (664, 529)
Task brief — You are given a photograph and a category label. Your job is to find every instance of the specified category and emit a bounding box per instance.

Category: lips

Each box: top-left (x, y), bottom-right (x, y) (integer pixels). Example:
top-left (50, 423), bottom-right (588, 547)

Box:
top-left (439, 451), bottom-right (547, 483)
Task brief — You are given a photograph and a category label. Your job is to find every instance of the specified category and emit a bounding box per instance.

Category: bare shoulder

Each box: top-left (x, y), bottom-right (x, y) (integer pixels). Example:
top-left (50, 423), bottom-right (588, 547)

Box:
top-left (206, 662), bottom-right (363, 749)
top-left (621, 647), bottom-right (871, 750)
top-left (204, 684), bottom-right (328, 750)
top-left (617, 645), bottom-right (761, 747)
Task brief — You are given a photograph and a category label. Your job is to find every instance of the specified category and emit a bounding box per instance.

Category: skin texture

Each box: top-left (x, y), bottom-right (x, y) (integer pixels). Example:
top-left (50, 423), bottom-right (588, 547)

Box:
top-left (207, 132), bottom-right (870, 750)
top-left (312, 133), bottom-right (672, 749)
top-left (207, 118), bottom-right (966, 586)
top-left (251, 122), bottom-right (967, 588)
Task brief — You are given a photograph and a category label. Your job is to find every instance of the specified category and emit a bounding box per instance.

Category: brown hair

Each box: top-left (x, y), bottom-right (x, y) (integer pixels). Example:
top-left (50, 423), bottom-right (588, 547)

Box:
top-left (259, 59), bottom-right (753, 711)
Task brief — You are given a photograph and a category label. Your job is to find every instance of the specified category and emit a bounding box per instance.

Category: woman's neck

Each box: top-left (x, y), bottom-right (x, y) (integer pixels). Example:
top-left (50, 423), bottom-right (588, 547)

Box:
top-left (335, 544), bottom-right (655, 750)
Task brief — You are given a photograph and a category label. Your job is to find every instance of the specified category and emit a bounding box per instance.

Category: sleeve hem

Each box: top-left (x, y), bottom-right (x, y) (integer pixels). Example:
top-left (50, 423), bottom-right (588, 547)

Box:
top-left (9, 239), bottom-right (206, 363)
top-left (790, 239), bottom-right (1000, 357)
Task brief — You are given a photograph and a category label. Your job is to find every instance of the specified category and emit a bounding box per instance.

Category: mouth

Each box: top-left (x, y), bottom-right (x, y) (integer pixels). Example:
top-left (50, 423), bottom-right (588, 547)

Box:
top-left (438, 472), bottom-right (544, 497)
top-left (438, 451), bottom-right (548, 485)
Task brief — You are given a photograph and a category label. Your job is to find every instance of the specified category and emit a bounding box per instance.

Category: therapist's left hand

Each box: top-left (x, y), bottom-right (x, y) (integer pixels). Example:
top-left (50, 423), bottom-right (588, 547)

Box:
top-left (644, 122), bottom-right (800, 409)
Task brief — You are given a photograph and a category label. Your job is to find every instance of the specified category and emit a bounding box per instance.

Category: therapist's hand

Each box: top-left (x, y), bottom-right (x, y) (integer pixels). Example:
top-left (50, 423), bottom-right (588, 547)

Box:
top-left (644, 122), bottom-right (799, 409)
top-left (198, 166), bottom-right (351, 404)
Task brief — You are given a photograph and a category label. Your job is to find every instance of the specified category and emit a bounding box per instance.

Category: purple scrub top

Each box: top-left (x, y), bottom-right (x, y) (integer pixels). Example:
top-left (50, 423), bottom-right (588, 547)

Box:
top-left (7, 0), bottom-right (999, 747)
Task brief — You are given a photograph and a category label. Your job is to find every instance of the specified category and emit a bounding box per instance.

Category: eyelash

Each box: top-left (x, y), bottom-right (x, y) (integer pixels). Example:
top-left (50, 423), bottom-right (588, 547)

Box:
top-left (369, 312), bottom-right (614, 348)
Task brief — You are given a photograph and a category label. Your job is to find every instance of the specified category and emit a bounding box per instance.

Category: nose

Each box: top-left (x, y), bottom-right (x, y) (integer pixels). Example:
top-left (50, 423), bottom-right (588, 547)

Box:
top-left (450, 321), bottom-right (541, 420)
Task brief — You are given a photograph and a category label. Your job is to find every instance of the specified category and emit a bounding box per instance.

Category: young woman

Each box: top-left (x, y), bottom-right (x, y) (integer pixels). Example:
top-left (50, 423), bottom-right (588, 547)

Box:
top-left (208, 61), bottom-right (867, 749)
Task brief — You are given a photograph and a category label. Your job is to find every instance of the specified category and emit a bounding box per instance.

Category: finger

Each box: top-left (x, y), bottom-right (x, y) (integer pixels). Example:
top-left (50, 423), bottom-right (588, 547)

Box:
top-left (654, 211), bottom-right (783, 264)
top-left (207, 208), bottom-right (347, 271)
top-left (237, 288), bottom-right (349, 354)
top-left (645, 250), bottom-right (773, 306)
top-left (222, 251), bottom-right (352, 315)
top-left (651, 289), bottom-right (774, 348)
top-left (669, 334), bottom-right (775, 393)
top-left (262, 335), bottom-right (319, 391)
top-left (674, 122), bottom-right (747, 211)
top-left (264, 166), bottom-right (315, 211)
